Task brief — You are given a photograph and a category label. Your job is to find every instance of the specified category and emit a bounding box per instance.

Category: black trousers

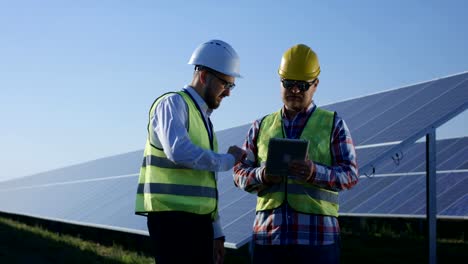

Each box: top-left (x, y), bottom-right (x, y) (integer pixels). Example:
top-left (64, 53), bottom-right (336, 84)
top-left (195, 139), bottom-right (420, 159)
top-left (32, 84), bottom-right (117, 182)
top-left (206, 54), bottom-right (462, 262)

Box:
top-left (147, 211), bottom-right (214, 264)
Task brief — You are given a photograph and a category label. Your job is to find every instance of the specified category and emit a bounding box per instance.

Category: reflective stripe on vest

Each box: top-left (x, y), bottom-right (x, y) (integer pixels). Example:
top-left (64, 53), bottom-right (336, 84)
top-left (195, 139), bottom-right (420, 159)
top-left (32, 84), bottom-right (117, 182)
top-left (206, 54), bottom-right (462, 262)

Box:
top-left (256, 107), bottom-right (339, 217)
top-left (142, 155), bottom-right (188, 169)
top-left (137, 183), bottom-right (217, 198)
top-left (135, 91), bottom-right (218, 218)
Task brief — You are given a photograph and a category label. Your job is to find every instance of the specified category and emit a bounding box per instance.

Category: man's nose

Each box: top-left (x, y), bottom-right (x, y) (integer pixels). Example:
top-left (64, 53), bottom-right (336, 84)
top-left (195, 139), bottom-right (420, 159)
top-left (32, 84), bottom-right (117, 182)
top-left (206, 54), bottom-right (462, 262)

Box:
top-left (290, 85), bottom-right (301, 93)
top-left (222, 88), bottom-right (231, 96)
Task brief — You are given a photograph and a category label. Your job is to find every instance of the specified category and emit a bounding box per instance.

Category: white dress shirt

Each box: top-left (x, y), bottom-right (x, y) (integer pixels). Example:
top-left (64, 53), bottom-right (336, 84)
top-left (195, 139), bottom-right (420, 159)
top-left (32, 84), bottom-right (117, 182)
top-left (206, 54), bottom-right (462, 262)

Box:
top-left (150, 85), bottom-right (234, 238)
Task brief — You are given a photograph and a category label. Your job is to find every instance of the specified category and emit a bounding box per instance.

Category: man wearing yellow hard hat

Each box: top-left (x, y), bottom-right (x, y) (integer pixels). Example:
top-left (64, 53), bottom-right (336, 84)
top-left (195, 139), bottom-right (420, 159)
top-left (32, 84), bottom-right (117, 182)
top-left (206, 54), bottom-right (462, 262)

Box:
top-left (233, 44), bottom-right (359, 263)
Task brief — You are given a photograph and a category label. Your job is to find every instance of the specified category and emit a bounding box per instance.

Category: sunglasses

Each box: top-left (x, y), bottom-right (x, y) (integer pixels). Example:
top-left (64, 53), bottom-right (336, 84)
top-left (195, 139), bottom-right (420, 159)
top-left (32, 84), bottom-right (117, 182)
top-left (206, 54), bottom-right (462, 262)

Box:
top-left (208, 70), bottom-right (236, 91)
top-left (281, 79), bottom-right (316, 92)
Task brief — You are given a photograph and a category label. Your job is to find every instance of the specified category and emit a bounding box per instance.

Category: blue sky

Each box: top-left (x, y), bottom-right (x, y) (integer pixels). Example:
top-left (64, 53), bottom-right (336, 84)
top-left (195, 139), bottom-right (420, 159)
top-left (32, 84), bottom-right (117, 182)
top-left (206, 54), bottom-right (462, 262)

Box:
top-left (1, 0), bottom-right (467, 182)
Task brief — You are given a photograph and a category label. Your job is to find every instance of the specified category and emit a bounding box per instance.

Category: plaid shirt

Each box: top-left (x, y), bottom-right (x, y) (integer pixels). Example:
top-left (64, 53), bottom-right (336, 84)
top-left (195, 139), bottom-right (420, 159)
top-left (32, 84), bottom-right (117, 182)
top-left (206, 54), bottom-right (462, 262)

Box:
top-left (233, 103), bottom-right (359, 245)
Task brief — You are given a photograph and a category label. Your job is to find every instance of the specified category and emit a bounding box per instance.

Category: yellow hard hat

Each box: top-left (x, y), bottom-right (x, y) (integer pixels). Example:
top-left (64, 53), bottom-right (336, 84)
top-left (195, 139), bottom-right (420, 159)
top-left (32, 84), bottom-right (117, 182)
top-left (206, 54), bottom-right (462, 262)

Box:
top-left (278, 44), bottom-right (320, 81)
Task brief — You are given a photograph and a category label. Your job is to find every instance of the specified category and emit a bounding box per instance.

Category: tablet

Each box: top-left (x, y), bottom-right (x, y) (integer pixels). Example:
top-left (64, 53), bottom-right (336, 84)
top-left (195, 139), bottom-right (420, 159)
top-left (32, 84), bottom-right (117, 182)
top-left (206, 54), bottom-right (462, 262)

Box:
top-left (265, 138), bottom-right (309, 177)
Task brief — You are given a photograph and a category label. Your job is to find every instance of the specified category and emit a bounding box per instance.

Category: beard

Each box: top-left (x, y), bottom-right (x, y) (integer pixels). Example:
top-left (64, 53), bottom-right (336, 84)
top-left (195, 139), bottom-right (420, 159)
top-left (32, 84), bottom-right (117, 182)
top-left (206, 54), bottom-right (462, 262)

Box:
top-left (283, 96), bottom-right (303, 110)
top-left (203, 81), bottom-right (221, 109)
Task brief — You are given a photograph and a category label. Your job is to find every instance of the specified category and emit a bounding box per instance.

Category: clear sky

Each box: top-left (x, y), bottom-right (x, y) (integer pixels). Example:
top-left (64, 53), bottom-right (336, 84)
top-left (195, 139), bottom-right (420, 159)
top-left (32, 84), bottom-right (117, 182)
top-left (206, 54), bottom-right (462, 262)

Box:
top-left (1, 0), bottom-right (467, 182)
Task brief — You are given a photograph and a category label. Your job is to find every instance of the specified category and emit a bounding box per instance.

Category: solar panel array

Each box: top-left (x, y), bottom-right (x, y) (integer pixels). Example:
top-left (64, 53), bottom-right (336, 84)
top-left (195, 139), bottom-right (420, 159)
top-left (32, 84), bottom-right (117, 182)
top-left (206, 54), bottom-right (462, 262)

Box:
top-left (0, 72), bottom-right (467, 249)
top-left (322, 72), bottom-right (467, 146)
top-left (321, 72), bottom-right (468, 176)
top-left (339, 137), bottom-right (468, 217)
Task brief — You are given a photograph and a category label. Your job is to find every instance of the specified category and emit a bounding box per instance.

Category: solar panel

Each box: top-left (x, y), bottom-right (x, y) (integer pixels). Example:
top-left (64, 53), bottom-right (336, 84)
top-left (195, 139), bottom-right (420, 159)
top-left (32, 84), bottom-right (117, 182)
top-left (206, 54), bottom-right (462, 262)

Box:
top-left (0, 72), bottom-right (467, 249)
top-left (324, 72), bottom-right (468, 146)
top-left (440, 195), bottom-right (468, 216)
top-left (0, 150), bottom-right (142, 188)
top-left (355, 137), bottom-right (468, 174)
top-left (341, 172), bottom-right (468, 216)
top-left (367, 176), bottom-right (424, 214)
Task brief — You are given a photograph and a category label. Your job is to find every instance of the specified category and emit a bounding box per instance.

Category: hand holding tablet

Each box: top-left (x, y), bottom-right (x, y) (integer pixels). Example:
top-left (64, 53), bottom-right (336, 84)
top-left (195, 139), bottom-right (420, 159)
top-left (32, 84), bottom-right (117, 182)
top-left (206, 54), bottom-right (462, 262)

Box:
top-left (265, 138), bottom-right (309, 179)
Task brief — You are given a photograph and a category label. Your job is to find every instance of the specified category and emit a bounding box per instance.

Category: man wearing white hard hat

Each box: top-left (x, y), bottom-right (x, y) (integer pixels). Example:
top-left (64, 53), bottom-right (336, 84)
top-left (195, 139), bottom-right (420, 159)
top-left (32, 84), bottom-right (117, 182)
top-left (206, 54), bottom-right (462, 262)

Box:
top-left (135, 39), bottom-right (246, 264)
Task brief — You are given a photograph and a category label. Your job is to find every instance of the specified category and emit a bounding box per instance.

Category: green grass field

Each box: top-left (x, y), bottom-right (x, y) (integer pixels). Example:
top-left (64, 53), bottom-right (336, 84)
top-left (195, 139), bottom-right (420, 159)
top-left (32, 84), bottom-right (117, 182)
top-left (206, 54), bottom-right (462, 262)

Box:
top-left (0, 217), bottom-right (153, 264)
top-left (0, 215), bottom-right (466, 263)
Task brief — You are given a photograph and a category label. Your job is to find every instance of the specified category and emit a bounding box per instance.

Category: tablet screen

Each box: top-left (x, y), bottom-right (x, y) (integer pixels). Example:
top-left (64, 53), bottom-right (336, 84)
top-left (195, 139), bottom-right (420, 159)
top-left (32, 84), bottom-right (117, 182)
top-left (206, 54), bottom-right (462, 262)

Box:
top-left (265, 138), bottom-right (309, 177)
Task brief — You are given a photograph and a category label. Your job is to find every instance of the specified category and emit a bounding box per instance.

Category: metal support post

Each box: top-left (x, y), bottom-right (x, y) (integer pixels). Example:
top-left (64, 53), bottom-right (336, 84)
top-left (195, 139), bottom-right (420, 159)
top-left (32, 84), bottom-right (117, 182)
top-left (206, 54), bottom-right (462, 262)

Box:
top-left (426, 129), bottom-right (437, 264)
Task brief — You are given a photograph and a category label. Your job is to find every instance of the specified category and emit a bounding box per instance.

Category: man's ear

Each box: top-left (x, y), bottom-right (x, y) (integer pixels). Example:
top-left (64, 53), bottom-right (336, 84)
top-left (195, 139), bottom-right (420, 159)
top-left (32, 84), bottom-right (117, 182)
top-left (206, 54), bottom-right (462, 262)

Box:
top-left (199, 70), bottom-right (209, 85)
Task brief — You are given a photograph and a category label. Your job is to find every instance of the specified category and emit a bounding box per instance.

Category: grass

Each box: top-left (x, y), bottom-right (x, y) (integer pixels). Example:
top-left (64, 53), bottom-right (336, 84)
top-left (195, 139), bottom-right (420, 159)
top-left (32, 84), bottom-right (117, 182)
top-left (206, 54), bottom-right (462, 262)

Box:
top-left (341, 234), bottom-right (467, 264)
top-left (339, 217), bottom-right (468, 264)
top-left (0, 215), bottom-right (467, 263)
top-left (0, 217), bottom-right (154, 264)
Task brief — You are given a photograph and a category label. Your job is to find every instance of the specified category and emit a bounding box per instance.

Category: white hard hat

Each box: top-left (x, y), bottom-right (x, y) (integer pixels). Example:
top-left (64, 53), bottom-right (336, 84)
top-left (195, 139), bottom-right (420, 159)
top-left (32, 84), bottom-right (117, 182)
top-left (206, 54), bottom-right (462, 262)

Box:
top-left (188, 39), bottom-right (242, 78)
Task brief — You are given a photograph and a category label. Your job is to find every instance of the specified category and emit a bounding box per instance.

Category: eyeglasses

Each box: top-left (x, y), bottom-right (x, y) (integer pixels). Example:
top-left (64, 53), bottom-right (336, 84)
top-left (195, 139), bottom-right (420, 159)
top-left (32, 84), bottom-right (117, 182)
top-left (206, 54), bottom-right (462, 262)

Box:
top-left (281, 79), bottom-right (316, 92)
top-left (208, 70), bottom-right (236, 91)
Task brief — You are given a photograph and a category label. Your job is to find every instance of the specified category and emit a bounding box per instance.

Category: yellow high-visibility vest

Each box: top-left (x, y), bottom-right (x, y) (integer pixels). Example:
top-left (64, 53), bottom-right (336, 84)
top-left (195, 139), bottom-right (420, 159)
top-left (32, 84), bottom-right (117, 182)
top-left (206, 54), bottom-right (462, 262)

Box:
top-left (256, 107), bottom-right (339, 217)
top-left (135, 91), bottom-right (218, 219)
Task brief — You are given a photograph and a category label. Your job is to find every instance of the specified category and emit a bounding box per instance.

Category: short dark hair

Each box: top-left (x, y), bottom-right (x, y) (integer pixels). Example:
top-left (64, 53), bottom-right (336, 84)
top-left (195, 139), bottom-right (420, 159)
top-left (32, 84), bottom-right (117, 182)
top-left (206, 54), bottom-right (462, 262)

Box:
top-left (195, 65), bottom-right (220, 75)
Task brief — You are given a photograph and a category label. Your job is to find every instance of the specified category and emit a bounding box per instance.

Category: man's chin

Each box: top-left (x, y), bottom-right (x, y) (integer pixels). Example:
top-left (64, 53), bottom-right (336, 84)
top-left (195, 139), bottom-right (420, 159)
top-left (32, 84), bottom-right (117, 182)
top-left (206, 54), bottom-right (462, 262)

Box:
top-left (214, 99), bottom-right (223, 109)
top-left (286, 101), bottom-right (303, 108)
top-left (209, 102), bottom-right (220, 109)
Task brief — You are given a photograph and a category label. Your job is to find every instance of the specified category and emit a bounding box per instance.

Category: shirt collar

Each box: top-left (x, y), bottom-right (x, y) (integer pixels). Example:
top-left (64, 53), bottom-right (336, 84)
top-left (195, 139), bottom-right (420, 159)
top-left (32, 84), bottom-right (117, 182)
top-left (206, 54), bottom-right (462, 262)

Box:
top-left (183, 85), bottom-right (213, 117)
